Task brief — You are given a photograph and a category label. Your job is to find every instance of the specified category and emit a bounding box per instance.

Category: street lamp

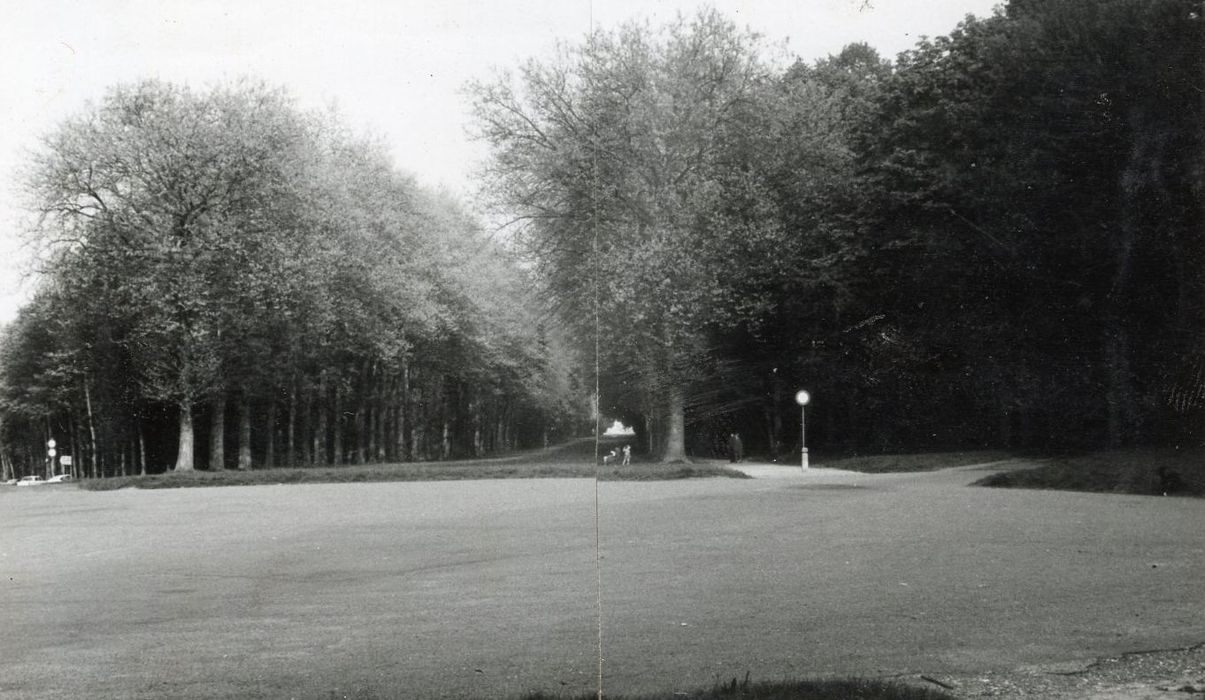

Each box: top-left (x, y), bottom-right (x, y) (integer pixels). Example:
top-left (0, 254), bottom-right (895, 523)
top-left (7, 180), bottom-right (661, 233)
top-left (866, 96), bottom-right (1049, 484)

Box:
top-left (794, 390), bottom-right (811, 470)
top-left (47, 438), bottom-right (57, 477)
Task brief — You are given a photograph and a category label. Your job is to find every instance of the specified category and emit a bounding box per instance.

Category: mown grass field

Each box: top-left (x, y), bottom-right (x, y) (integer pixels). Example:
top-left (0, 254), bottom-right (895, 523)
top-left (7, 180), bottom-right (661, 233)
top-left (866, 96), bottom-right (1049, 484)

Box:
top-left (4, 455), bottom-right (1202, 698)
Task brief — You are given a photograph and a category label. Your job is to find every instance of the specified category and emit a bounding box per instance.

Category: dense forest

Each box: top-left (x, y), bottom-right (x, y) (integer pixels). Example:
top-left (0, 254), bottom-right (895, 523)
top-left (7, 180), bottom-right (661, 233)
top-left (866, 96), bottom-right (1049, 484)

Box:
top-left (2, 0), bottom-right (1201, 478)
top-left (473, 0), bottom-right (1203, 460)
top-left (0, 82), bottom-right (583, 479)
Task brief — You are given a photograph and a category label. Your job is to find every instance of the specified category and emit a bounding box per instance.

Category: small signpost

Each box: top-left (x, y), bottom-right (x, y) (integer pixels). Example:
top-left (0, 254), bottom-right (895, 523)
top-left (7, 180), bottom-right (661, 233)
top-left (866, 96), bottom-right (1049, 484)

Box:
top-left (47, 438), bottom-right (57, 476)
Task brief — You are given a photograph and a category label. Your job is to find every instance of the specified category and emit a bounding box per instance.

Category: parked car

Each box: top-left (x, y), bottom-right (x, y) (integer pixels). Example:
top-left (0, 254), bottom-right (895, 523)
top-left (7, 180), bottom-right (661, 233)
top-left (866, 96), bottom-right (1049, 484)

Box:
top-left (16, 475), bottom-right (45, 486)
top-left (47, 474), bottom-right (73, 483)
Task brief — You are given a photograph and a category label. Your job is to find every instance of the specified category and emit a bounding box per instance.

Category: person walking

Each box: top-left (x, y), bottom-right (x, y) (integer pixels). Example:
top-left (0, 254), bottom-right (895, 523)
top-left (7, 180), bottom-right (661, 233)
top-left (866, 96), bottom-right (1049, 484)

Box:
top-left (621, 444), bottom-right (631, 466)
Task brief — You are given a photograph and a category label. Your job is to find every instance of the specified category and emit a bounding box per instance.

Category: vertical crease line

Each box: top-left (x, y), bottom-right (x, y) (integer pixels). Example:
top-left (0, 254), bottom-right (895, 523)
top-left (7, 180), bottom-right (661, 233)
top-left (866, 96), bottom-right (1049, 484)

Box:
top-left (589, 5), bottom-right (604, 699)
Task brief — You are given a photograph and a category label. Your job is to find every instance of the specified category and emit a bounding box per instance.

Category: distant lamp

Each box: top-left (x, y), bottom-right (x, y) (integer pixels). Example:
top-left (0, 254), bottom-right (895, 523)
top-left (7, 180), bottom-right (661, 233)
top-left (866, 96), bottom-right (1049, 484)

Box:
top-left (794, 391), bottom-right (811, 470)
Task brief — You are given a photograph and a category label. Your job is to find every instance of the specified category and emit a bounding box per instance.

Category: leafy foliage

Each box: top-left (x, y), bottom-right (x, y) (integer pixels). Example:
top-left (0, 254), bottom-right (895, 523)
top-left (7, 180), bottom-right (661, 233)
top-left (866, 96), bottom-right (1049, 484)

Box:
top-left (1, 80), bottom-right (580, 477)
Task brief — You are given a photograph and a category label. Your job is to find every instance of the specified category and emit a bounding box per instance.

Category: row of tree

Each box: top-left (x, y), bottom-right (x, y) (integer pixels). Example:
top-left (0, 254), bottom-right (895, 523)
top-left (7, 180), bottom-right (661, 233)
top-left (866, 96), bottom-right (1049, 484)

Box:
top-left (1, 81), bottom-right (583, 479)
top-left (472, 0), bottom-right (1203, 459)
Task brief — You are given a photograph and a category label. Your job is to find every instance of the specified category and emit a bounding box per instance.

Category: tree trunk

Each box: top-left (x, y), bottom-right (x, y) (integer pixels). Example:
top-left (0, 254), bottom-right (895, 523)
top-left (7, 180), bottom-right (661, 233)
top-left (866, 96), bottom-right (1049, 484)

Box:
top-left (375, 376), bottom-right (387, 462)
top-left (355, 363), bottom-right (369, 464)
top-left (69, 414), bottom-right (80, 479)
top-left (368, 404), bottom-right (379, 463)
top-left (237, 396), bottom-right (252, 470)
top-left (662, 385), bottom-right (687, 462)
top-left (209, 392), bottom-right (226, 470)
top-left (301, 388), bottom-right (312, 466)
top-left (398, 362), bottom-right (409, 460)
top-left (332, 382), bottom-right (344, 464)
top-left (1105, 327), bottom-right (1135, 448)
top-left (83, 381), bottom-right (98, 479)
top-left (264, 400), bottom-right (276, 468)
top-left (138, 425), bottom-right (147, 476)
top-left (175, 400), bottom-right (195, 471)
top-left (354, 405), bottom-right (366, 464)
top-left (287, 381), bottom-right (297, 467)
top-left (313, 378), bottom-right (327, 465)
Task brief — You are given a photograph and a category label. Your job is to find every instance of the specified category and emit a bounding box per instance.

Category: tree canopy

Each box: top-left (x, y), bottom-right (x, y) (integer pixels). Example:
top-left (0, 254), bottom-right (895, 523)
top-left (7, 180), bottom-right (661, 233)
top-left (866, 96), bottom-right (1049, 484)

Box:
top-left (1, 79), bottom-right (579, 479)
top-left (473, 0), bottom-right (1203, 459)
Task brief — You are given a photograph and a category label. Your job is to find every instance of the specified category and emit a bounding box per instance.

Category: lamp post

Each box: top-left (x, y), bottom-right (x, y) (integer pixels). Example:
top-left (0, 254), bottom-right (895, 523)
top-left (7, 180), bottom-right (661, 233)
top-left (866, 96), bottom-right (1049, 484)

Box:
top-left (794, 390), bottom-right (810, 470)
top-left (47, 438), bottom-right (57, 478)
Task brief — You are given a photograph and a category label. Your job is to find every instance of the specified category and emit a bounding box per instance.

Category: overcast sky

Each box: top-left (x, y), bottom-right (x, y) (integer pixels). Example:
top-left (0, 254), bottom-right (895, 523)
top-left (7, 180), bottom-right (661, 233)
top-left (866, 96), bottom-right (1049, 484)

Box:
top-left (0, 0), bottom-right (1002, 323)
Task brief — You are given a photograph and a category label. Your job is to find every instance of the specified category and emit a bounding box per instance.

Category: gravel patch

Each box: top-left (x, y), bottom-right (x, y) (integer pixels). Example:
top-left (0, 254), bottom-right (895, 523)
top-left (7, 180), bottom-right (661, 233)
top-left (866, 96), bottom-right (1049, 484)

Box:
top-left (912, 643), bottom-right (1205, 698)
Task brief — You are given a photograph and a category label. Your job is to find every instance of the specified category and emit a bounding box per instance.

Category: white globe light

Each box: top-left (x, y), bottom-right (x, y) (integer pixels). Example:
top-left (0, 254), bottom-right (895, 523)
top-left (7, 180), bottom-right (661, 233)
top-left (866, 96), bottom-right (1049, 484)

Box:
top-left (795, 390), bottom-right (811, 406)
top-left (47, 439), bottom-right (57, 449)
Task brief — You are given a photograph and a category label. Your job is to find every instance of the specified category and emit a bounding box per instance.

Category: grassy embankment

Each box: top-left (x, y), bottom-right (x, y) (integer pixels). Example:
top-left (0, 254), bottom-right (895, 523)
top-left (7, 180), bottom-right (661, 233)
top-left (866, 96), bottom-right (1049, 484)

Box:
top-left (816, 450), bottom-right (1012, 473)
top-left (68, 438), bottom-right (1203, 497)
top-left (817, 446), bottom-right (1202, 497)
top-left (78, 437), bottom-right (747, 490)
top-left (973, 447), bottom-right (1204, 497)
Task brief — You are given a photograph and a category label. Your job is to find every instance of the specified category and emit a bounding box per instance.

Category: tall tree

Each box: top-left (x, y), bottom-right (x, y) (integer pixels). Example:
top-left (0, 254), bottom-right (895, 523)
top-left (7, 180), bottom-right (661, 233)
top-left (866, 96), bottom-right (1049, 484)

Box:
top-left (471, 9), bottom-right (774, 460)
top-left (25, 80), bottom-right (316, 470)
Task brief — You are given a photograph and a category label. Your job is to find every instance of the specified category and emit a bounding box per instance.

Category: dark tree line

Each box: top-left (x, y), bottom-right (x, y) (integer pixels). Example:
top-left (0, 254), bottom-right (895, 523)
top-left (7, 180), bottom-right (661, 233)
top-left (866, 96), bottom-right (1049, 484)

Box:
top-left (474, 0), bottom-right (1203, 459)
top-left (0, 80), bottom-right (582, 480)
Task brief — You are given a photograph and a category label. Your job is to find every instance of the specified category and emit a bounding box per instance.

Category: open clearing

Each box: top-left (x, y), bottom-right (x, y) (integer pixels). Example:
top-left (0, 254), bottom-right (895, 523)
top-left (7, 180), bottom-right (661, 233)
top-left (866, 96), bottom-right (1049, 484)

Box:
top-left (1, 463), bottom-right (1202, 698)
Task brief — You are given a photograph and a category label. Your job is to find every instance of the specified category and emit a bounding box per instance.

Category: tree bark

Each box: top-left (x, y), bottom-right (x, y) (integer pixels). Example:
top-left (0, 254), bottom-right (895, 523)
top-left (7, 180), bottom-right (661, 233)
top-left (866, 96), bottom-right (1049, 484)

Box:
top-left (333, 382), bottom-right (344, 464)
top-left (138, 424), bottom-right (148, 476)
top-left (83, 381), bottom-right (98, 479)
top-left (313, 377), bottom-right (327, 465)
top-left (662, 385), bottom-right (687, 462)
top-left (286, 381), bottom-right (297, 467)
top-left (264, 400), bottom-right (276, 468)
top-left (354, 404), bottom-right (366, 464)
top-left (209, 392), bottom-right (226, 470)
top-left (375, 375), bottom-right (387, 462)
top-left (398, 362), bottom-right (409, 460)
top-left (237, 396), bottom-right (252, 470)
top-left (355, 363), bottom-right (369, 464)
top-left (175, 400), bottom-right (195, 471)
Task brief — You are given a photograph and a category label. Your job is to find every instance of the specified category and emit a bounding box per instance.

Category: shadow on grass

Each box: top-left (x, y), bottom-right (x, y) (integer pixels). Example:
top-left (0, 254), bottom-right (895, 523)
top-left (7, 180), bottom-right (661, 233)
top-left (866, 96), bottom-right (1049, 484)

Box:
top-left (517, 677), bottom-right (956, 699)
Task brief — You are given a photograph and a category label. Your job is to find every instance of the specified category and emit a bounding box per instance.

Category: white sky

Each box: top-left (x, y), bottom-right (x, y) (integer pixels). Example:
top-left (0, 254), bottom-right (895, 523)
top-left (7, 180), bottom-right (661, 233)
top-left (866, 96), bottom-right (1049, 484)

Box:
top-left (0, 0), bottom-right (1001, 324)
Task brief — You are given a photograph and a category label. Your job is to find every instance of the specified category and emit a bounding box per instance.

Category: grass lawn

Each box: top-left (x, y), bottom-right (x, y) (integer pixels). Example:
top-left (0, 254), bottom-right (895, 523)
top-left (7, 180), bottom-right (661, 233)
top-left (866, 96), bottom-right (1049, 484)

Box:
top-left (974, 447), bottom-right (1204, 497)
